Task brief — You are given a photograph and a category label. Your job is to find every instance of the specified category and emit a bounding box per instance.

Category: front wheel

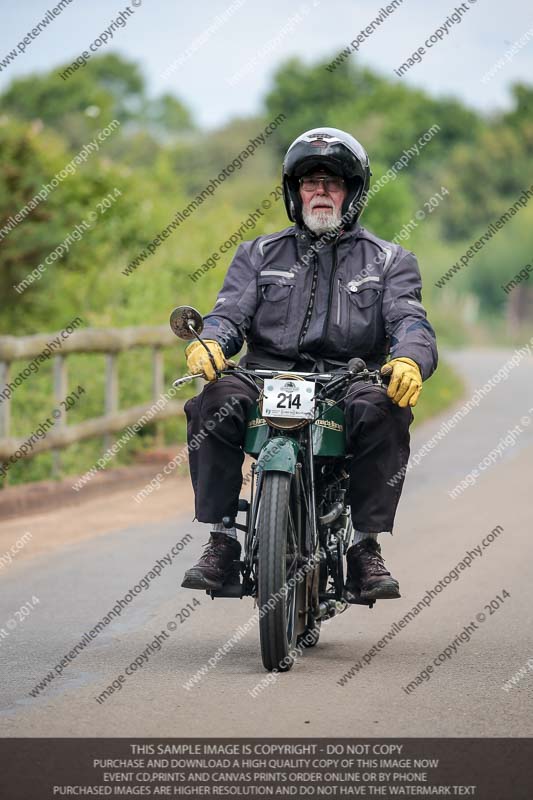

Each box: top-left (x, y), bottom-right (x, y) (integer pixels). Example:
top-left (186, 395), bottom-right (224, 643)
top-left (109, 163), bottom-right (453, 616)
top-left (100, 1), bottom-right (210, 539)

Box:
top-left (258, 471), bottom-right (301, 672)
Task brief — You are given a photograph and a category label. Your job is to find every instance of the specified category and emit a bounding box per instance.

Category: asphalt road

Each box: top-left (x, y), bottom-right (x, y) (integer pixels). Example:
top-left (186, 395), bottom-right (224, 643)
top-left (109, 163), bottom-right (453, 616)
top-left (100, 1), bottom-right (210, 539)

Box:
top-left (1, 348), bottom-right (532, 737)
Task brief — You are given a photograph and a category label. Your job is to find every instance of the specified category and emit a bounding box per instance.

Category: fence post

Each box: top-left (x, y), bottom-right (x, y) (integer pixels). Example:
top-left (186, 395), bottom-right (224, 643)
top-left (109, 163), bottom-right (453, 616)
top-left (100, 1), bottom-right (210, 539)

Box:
top-left (52, 355), bottom-right (68, 478)
top-left (104, 353), bottom-right (118, 453)
top-left (0, 361), bottom-right (10, 485)
top-left (152, 347), bottom-right (164, 447)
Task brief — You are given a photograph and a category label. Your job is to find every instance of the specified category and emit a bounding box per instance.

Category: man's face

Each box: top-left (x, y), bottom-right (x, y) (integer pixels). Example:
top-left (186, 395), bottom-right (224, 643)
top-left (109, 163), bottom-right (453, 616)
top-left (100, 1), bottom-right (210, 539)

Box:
top-left (299, 168), bottom-right (347, 235)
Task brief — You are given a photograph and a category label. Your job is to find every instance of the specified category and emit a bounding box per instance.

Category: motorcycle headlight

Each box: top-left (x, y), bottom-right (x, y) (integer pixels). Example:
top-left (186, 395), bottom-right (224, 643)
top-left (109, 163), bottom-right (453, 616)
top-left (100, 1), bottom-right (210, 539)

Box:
top-left (259, 373), bottom-right (311, 430)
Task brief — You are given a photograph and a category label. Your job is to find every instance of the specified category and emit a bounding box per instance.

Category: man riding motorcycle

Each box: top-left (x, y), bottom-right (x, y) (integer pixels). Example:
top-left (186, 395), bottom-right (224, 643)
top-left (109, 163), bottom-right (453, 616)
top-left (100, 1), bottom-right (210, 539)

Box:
top-left (181, 127), bottom-right (438, 602)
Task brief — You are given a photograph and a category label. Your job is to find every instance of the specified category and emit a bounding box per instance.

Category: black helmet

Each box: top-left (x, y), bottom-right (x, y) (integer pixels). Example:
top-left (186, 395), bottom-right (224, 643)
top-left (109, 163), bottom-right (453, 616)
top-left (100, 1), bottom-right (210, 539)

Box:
top-left (282, 127), bottom-right (371, 230)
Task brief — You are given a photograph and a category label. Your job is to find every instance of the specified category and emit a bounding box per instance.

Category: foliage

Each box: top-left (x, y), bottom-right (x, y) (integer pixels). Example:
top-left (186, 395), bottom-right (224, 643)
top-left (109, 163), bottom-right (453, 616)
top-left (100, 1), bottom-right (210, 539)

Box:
top-left (1, 54), bottom-right (193, 148)
top-left (0, 118), bottom-right (158, 332)
top-left (264, 58), bottom-right (482, 166)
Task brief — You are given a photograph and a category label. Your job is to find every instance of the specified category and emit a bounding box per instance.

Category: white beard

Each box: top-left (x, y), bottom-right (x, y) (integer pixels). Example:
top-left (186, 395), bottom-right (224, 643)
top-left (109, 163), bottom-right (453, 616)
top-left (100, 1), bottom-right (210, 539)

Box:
top-left (302, 204), bottom-right (343, 236)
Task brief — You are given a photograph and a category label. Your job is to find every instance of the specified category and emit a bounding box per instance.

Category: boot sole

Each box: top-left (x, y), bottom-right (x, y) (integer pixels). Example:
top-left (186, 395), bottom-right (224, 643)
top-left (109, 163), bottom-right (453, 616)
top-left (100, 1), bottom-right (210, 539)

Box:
top-left (360, 580), bottom-right (401, 601)
top-left (345, 580), bottom-right (401, 602)
top-left (181, 569), bottom-right (223, 591)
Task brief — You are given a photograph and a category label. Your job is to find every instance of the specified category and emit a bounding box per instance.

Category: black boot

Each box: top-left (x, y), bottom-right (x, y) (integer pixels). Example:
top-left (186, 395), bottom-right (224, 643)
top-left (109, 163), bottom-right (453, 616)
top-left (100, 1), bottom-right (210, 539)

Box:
top-left (345, 538), bottom-right (400, 601)
top-left (181, 532), bottom-right (241, 591)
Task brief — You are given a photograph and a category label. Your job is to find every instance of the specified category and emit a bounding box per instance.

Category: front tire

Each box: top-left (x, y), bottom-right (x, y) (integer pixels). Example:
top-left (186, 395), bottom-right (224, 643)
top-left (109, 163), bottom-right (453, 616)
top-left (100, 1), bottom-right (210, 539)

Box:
top-left (258, 471), bottom-right (300, 672)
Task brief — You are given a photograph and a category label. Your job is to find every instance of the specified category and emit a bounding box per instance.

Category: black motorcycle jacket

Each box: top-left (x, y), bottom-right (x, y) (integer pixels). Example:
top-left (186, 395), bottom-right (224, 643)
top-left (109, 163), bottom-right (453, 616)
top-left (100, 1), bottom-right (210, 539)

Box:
top-left (200, 223), bottom-right (438, 378)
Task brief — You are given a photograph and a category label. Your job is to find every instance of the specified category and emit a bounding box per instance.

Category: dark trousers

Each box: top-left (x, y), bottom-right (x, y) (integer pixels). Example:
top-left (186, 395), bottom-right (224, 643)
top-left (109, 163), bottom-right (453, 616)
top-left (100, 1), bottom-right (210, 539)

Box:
top-left (184, 374), bottom-right (413, 533)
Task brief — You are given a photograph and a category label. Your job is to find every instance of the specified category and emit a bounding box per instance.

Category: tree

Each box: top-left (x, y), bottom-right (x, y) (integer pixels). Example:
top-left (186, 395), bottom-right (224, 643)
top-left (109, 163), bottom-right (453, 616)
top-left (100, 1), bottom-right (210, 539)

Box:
top-left (263, 57), bottom-right (481, 169)
top-left (0, 117), bottom-right (156, 332)
top-left (144, 93), bottom-right (196, 139)
top-left (0, 54), bottom-right (194, 150)
top-left (0, 54), bottom-right (145, 147)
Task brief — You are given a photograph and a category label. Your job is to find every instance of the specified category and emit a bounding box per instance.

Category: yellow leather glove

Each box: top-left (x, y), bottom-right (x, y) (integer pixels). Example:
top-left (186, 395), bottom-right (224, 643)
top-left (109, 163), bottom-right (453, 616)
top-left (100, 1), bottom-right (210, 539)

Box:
top-left (185, 339), bottom-right (226, 381)
top-left (381, 357), bottom-right (422, 408)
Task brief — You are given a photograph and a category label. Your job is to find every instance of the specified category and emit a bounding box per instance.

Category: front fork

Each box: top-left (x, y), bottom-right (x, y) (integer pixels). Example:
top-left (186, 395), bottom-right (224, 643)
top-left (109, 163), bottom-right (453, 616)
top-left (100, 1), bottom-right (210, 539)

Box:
top-left (243, 431), bottom-right (319, 602)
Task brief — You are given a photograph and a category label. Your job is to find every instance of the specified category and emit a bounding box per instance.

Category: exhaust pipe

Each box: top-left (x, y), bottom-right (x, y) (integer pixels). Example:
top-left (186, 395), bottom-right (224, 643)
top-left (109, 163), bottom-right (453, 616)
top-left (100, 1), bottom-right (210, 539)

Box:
top-left (318, 501), bottom-right (344, 526)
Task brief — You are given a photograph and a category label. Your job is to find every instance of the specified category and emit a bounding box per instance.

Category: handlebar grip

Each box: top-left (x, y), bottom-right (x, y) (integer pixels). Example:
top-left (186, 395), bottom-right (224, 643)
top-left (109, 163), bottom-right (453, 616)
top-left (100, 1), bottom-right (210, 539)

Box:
top-left (347, 357), bottom-right (367, 375)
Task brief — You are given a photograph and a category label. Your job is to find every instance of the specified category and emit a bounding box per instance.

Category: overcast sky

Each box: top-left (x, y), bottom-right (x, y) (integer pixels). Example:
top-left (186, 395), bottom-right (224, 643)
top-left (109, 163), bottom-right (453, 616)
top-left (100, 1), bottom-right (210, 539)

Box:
top-left (2, 0), bottom-right (532, 129)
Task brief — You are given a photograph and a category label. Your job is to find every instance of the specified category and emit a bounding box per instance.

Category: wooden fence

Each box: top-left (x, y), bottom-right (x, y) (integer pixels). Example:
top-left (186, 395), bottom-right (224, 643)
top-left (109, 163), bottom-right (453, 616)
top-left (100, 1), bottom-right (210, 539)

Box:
top-left (0, 325), bottom-right (195, 480)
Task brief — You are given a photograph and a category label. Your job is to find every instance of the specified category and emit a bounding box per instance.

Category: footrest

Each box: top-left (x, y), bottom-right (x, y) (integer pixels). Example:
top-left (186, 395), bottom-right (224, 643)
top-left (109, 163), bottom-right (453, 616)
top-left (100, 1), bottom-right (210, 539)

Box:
top-left (208, 581), bottom-right (243, 599)
top-left (343, 587), bottom-right (375, 608)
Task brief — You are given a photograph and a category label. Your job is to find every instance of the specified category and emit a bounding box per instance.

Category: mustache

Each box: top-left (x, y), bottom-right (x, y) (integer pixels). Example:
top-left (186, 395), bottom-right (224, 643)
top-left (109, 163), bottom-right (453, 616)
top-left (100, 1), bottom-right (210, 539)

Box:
top-left (310, 199), bottom-right (334, 210)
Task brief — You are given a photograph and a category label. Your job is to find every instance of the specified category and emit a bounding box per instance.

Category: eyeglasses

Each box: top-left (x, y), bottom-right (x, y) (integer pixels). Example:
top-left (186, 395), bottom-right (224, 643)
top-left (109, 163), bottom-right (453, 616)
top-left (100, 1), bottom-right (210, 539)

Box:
top-left (299, 176), bottom-right (345, 193)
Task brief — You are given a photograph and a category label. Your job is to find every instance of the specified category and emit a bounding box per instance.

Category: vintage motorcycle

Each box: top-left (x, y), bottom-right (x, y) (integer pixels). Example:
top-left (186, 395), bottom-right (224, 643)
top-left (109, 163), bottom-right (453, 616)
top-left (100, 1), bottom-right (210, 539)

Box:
top-left (171, 305), bottom-right (388, 673)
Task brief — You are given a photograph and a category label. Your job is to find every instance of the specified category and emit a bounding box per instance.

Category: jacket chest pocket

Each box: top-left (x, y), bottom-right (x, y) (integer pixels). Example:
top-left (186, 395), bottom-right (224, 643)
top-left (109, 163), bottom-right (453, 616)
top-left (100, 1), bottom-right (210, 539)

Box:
top-left (336, 276), bottom-right (382, 346)
top-left (258, 271), bottom-right (295, 302)
top-left (254, 270), bottom-right (296, 345)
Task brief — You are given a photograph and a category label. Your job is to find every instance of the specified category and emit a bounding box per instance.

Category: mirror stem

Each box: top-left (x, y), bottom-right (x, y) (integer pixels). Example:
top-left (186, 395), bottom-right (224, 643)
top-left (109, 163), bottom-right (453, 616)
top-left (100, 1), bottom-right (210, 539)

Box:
top-left (188, 323), bottom-right (221, 377)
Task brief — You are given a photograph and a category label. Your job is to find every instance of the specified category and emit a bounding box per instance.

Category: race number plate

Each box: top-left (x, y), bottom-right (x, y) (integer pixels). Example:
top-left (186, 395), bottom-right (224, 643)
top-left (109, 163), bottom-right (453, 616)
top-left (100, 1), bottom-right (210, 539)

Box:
top-left (262, 378), bottom-right (315, 419)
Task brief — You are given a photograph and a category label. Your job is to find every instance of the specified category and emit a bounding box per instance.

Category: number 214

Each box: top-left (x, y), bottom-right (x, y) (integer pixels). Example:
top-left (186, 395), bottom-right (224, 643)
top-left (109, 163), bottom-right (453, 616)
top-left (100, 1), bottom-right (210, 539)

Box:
top-left (276, 392), bottom-right (301, 409)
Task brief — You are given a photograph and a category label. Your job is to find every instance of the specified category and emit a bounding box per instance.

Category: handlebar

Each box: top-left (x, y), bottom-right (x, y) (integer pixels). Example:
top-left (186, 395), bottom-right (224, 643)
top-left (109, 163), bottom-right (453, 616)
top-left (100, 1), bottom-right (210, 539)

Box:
top-left (173, 373), bottom-right (202, 388)
top-left (174, 360), bottom-right (386, 394)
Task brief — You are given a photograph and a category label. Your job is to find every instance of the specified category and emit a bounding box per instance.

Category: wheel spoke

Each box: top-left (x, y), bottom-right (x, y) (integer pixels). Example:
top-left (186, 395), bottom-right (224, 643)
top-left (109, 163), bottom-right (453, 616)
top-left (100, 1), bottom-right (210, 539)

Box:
top-left (287, 505), bottom-right (298, 554)
top-left (285, 503), bottom-right (299, 644)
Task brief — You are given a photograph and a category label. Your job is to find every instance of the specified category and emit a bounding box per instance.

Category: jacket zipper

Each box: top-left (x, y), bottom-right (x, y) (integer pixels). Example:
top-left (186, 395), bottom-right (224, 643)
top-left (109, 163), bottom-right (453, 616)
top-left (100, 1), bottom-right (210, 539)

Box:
top-left (316, 240), bottom-right (339, 350)
top-left (298, 252), bottom-right (319, 348)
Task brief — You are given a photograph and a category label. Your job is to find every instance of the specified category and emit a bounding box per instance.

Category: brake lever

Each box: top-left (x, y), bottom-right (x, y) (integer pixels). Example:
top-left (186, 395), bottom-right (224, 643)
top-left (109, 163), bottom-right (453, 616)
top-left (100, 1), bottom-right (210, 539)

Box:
top-left (312, 369), bottom-right (383, 420)
top-left (315, 366), bottom-right (365, 401)
top-left (315, 373), bottom-right (349, 401)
